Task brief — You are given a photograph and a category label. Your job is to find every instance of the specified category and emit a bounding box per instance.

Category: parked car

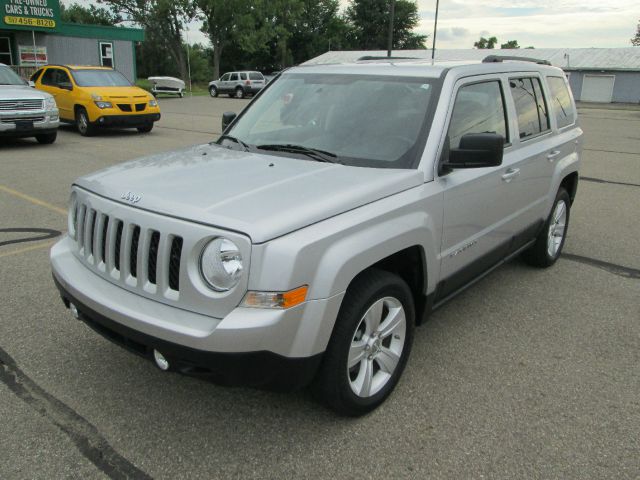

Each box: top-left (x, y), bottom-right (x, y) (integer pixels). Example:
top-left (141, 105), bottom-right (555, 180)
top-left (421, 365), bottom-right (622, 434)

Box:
top-left (0, 63), bottom-right (59, 144)
top-left (51, 57), bottom-right (582, 415)
top-left (208, 71), bottom-right (265, 98)
top-left (149, 76), bottom-right (185, 98)
top-left (31, 65), bottom-right (161, 136)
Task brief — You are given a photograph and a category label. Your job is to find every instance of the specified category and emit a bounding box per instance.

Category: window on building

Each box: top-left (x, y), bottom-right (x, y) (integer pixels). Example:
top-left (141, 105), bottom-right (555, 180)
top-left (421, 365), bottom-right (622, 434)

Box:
top-left (99, 42), bottom-right (114, 68)
top-left (448, 80), bottom-right (508, 149)
top-left (0, 37), bottom-right (12, 65)
top-left (510, 77), bottom-right (550, 140)
top-left (547, 76), bottom-right (575, 129)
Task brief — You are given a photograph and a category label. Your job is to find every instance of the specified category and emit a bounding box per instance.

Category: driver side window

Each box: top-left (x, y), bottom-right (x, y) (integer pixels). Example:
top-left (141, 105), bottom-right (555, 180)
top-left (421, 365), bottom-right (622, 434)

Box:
top-left (220, 73), bottom-right (230, 81)
top-left (448, 80), bottom-right (507, 150)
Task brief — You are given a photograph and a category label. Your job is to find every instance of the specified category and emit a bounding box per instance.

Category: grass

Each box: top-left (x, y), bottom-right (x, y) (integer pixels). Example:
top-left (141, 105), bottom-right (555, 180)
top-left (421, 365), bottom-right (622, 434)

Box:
top-left (135, 78), bottom-right (210, 97)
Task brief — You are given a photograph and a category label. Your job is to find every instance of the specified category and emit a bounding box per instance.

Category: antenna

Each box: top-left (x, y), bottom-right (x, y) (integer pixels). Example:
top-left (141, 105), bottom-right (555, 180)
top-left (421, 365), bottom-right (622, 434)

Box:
top-left (431, 0), bottom-right (440, 65)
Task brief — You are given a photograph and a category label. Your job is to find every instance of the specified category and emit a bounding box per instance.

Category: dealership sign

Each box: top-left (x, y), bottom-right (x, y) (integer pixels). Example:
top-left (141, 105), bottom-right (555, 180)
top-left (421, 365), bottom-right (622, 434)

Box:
top-left (1, 0), bottom-right (60, 31)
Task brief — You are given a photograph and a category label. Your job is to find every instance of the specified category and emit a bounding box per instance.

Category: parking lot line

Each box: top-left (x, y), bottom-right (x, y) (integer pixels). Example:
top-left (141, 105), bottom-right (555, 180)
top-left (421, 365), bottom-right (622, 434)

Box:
top-left (0, 240), bottom-right (57, 259)
top-left (0, 185), bottom-right (66, 216)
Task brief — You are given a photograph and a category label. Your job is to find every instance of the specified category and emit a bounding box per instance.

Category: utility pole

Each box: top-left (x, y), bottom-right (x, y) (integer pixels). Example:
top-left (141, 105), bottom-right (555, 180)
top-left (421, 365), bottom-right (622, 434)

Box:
top-left (387, 0), bottom-right (396, 57)
top-left (431, 0), bottom-right (440, 63)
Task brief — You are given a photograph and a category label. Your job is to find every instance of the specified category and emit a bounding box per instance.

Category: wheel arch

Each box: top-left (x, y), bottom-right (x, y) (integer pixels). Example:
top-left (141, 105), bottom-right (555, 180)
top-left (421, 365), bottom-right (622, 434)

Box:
top-left (560, 171), bottom-right (579, 205)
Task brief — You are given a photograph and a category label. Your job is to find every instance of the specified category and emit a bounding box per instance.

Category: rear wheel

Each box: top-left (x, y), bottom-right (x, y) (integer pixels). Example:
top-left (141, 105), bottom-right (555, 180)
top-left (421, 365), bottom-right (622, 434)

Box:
top-left (314, 269), bottom-right (415, 416)
top-left (235, 87), bottom-right (245, 99)
top-left (137, 124), bottom-right (154, 133)
top-left (35, 132), bottom-right (57, 144)
top-left (75, 108), bottom-right (95, 137)
top-left (523, 188), bottom-right (571, 267)
top-left (209, 86), bottom-right (218, 97)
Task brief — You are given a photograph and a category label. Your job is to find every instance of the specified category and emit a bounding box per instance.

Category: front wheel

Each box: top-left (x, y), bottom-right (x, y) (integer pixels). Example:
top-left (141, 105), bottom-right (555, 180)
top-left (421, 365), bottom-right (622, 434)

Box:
top-left (137, 124), bottom-right (154, 133)
top-left (314, 269), bottom-right (415, 416)
top-left (35, 132), bottom-right (57, 144)
top-left (523, 188), bottom-right (571, 267)
top-left (209, 86), bottom-right (218, 97)
top-left (76, 108), bottom-right (95, 137)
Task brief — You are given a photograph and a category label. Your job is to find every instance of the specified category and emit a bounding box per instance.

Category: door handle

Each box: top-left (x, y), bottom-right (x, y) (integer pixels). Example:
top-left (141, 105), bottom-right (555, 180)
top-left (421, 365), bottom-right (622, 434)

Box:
top-left (501, 168), bottom-right (520, 183)
top-left (547, 150), bottom-right (561, 161)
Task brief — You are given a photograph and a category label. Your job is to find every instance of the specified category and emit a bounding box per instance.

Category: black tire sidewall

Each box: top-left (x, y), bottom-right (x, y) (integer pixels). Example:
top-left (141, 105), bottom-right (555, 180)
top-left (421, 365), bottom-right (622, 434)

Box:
top-left (318, 270), bottom-right (415, 415)
top-left (76, 108), bottom-right (92, 136)
top-left (209, 86), bottom-right (217, 97)
top-left (543, 188), bottom-right (571, 264)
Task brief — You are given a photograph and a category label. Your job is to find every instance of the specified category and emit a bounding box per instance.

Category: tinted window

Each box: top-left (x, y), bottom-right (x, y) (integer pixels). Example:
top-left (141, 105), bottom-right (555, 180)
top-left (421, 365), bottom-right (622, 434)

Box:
top-left (510, 77), bottom-right (549, 139)
top-left (448, 81), bottom-right (507, 149)
top-left (239, 73), bottom-right (247, 80)
top-left (41, 68), bottom-right (58, 86)
top-left (249, 72), bottom-right (263, 80)
top-left (220, 73), bottom-right (230, 81)
top-left (547, 76), bottom-right (575, 128)
top-left (71, 70), bottom-right (130, 87)
top-left (230, 73), bottom-right (239, 81)
top-left (30, 69), bottom-right (44, 83)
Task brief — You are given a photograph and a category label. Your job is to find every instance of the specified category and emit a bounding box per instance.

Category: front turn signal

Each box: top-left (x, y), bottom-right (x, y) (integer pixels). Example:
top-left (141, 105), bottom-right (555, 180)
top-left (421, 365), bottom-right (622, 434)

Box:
top-left (241, 285), bottom-right (308, 309)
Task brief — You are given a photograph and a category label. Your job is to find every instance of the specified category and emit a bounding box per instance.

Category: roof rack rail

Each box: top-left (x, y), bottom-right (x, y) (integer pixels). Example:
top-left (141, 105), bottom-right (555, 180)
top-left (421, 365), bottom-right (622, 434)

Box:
top-left (357, 56), bottom-right (419, 61)
top-left (482, 55), bottom-right (551, 66)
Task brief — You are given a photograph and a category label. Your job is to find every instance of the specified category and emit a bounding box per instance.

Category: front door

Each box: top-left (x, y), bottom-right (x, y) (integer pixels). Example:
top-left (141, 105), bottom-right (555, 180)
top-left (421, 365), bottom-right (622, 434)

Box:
top-left (38, 67), bottom-right (74, 120)
top-left (436, 77), bottom-right (518, 300)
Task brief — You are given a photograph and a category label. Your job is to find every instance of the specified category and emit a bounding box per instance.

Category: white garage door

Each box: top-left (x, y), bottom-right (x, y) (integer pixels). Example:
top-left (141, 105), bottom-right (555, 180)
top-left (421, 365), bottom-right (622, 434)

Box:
top-left (581, 75), bottom-right (615, 103)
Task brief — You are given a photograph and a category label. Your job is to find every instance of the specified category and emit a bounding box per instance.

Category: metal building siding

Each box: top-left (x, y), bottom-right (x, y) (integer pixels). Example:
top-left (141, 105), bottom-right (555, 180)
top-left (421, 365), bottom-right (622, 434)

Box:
top-left (567, 72), bottom-right (584, 101)
top-left (610, 72), bottom-right (640, 103)
top-left (13, 32), bottom-right (135, 82)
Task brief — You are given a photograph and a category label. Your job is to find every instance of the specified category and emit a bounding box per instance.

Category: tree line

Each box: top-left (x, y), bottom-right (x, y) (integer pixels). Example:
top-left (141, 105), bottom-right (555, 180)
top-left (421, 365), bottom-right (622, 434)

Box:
top-left (62, 0), bottom-right (426, 82)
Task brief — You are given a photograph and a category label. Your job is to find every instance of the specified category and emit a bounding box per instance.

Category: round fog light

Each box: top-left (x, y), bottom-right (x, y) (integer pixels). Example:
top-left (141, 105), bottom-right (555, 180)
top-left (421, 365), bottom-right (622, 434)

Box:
top-left (153, 349), bottom-right (170, 371)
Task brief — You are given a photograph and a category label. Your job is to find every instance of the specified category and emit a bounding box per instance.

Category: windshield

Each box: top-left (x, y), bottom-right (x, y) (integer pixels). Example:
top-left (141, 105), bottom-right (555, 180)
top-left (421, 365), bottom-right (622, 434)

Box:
top-left (0, 66), bottom-right (26, 86)
top-left (71, 69), bottom-right (131, 87)
top-left (226, 73), bottom-right (437, 168)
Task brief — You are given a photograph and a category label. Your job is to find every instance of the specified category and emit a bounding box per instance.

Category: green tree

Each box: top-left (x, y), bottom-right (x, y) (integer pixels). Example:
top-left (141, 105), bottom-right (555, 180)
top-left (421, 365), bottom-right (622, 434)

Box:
top-left (474, 36), bottom-right (498, 49)
top-left (99, 0), bottom-right (194, 81)
top-left (346, 0), bottom-right (427, 50)
top-left (632, 20), bottom-right (640, 46)
top-left (61, 3), bottom-right (122, 26)
top-left (500, 40), bottom-right (520, 49)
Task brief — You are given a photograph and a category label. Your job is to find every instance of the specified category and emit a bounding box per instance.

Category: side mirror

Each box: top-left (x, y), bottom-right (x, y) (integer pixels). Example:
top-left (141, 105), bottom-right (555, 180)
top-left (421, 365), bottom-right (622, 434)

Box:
top-left (28, 80), bottom-right (36, 88)
top-left (221, 111), bottom-right (237, 132)
top-left (58, 82), bottom-right (73, 91)
top-left (444, 133), bottom-right (504, 169)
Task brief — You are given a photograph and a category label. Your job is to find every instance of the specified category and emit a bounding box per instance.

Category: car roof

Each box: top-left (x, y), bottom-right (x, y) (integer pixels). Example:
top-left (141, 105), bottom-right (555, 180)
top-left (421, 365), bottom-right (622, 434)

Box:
top-left (288, 58), bottom-right (564, 79)
top-left (42, 65), bottom-right (114, 71)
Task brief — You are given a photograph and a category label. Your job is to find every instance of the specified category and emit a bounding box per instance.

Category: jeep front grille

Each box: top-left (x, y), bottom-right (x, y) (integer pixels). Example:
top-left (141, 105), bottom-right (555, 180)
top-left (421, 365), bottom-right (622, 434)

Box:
top-left (73, 202), bottom-right (184, 295)
top-left (0, 99), bottom-right (44, 111)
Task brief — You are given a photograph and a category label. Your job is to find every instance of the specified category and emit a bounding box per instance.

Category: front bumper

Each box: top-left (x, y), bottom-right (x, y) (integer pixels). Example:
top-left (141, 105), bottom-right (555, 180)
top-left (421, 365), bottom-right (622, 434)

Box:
top-left (0, 110), bottom-right (59, 136)
top-left (51, 237), bottom-right (344, 389)
top-left (94, 113), bottom-right (161, 127)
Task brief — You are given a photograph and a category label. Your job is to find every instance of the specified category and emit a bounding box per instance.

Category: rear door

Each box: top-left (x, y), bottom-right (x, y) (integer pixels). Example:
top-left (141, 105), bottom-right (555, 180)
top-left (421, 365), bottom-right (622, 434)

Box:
top-left (249, 72), bottom-right (265, 90)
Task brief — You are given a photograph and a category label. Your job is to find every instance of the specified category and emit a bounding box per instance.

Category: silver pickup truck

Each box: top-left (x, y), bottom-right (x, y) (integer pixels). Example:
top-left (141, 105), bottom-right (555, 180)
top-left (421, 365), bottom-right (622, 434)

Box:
top-left (51, 56), bottom-right (582, 415)
top-left (0, 63), bottom-right (59, 144)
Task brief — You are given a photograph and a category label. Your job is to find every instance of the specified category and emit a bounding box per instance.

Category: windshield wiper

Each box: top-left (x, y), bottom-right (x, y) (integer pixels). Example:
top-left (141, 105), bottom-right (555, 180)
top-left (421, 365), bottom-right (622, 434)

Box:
top-left (256, 144), bottom-right (342, 164)
top-left (217, 134), bottom-right (251, 152)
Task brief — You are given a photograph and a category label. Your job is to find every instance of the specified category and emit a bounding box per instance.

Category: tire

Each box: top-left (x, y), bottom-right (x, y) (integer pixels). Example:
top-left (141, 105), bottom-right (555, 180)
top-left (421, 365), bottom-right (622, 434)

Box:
top-left (314, 269), bottom-right (415, 416)
top-left (137, 124), bottom-right (154, 133)
top-left (522, 188), bottom-right (571, 268)
top-left (209, 86), bottom-right (218, 97)
top-left (75, 108), bottom-right (95, 137)
top-left (35, 132), bottom-right (57, 144)
top-left (235, 87), bottom-right (245, 99)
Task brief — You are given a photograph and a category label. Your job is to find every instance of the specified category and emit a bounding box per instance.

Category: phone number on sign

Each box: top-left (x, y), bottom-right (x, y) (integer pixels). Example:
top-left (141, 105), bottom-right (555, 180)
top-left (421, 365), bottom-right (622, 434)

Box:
top-left (4, 16), bottom-right (56, 28)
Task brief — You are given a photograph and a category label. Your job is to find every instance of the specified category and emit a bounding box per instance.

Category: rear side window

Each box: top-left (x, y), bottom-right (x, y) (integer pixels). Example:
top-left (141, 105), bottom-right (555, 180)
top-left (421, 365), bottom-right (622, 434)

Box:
top-left (230, 73), bottom-right (239, 81)
top-left (547, 76), bottom-right (575, 128)
top-left (249, 72), bottom-right (263, 80)
top-left (510, 77), bottom-right (550, 140)
top-left (448, 80), bottom-right (507, 149)
top-left (239, 73), bottom-right (247, 80)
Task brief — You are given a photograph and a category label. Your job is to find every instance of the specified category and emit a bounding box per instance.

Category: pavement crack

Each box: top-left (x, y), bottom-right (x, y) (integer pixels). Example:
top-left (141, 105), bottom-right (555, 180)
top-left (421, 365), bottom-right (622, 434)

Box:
top-left (583, 147), bottom-right (639, 156)
top-left (562, 253), bottom-right (640, 279)
top-left (0, 346), bottom-right (153, 480)
top-left (0, 228), bottom-right (61, 248)
top-left (581, 177), bottom-right (640, 188)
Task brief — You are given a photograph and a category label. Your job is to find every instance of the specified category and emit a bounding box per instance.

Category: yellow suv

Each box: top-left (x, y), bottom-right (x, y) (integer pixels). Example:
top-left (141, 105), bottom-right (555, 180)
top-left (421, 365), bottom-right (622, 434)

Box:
top-left (32, 65), bottom-right (161, 136)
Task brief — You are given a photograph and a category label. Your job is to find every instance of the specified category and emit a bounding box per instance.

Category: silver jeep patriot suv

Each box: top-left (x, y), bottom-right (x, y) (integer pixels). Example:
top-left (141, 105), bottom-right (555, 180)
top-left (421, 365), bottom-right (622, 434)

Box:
top-left (51, 56), bottom-right (582, 415)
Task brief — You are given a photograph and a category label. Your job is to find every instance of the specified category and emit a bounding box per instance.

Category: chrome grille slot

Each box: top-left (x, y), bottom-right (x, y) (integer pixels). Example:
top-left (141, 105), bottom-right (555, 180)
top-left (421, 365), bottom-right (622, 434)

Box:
top-left (88, 210), bottom-right (97, 259)
top-left (169, 237), bottom-right (183, 291)
top-left (1, 116), bottom-right (45, 123)
top-left (148, 231), bottom-right (160, 285)
top-left (76, 204), bottom-right (87, 254)
top-left (114, 221), bottom-right (123, 272)
top-left (0, 99), bottom-right (43, 111)
top-left (99, 216), bottom-right (109, 264)
top-left (129, 226), bottom-right (141, 278)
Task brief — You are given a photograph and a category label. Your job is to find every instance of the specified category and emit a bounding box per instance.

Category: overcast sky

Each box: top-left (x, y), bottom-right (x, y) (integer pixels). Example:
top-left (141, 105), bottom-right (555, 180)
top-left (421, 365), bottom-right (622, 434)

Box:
top-left (63, 0), bottom-right (639, 49)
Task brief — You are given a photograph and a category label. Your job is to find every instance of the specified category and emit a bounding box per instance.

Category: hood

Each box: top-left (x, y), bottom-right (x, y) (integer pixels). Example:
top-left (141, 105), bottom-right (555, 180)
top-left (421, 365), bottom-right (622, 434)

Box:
top-left (0, 84), bottom-right (52, 100)
top-left (76, 144), bottom-right (423, 243)
top-left (80, 86), bottom-right (151, 101)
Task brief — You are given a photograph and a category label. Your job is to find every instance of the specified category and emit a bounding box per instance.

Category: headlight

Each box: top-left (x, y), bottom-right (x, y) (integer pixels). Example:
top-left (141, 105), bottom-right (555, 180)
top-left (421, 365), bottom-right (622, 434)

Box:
top-left (45, 96), bottom-right (57, 109)
top-left (149, 99), bottom-right (158, 107)
top-left (68, 192), bottom-right (78, 239)
top-left (199, 238), bottom-right (243, 291)
top-left (94, 101), bottom-right (113, 109)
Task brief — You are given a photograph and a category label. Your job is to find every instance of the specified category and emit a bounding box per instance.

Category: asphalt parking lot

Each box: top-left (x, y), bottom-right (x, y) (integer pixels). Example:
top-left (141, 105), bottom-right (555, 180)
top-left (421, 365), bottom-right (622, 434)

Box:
top-left (1, 96), bottom-right (639, 479)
